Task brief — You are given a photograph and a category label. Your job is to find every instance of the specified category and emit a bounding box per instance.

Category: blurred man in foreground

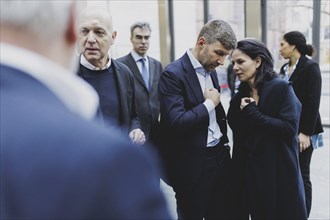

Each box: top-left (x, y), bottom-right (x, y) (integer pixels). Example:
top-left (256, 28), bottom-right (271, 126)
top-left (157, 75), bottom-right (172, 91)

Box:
top-left (0, 1), bottom-right (170, 219)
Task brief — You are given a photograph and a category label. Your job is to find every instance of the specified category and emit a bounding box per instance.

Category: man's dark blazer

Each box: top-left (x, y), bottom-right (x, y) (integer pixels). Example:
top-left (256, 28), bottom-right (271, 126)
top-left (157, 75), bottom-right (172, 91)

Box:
top-left (77, 58), bottom-right (141, 134)
top-left (158, 52), bottom-right (229, 190)
top-left (279, 55), bottom-right (323, 136)
top-left (117, 54), bottom-right (162, 141)
top-left (0, 64), bottom-right (170, 219)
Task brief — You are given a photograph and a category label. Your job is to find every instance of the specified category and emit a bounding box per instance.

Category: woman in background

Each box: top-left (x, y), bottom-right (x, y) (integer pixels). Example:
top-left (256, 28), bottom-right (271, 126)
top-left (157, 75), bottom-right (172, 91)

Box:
top-left (279, 31), bottom-right (324, 217)
top-left (228, 38), bottom-right (307, 219)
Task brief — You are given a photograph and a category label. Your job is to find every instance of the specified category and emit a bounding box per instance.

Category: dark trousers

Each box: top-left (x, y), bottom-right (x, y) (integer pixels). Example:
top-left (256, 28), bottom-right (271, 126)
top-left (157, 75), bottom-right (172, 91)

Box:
top-left (299, 146), bottom-right (314, 217)
top-left (174, 144), bottom-right (232, 220)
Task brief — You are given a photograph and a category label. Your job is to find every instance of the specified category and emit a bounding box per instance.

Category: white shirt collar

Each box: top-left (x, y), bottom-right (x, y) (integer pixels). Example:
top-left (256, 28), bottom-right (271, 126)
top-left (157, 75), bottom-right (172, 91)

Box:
top-left (80, 54), bottom-right (111, 70)
top-left (0, 43), bottom-right (99, 120)
top-left (187, 49), bottom-right (203, 70)
top-left (187, 49), bottom-right (208, 76)
top-left (131, 50), bottom-right (148, 63)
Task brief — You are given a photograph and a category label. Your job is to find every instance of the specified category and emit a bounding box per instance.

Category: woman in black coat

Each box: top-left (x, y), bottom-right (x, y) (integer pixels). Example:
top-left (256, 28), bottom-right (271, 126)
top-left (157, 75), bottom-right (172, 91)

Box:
top-left (227, 39), bottom-right (307, 219)
top-left (279, 31), bottom-right (324, 217)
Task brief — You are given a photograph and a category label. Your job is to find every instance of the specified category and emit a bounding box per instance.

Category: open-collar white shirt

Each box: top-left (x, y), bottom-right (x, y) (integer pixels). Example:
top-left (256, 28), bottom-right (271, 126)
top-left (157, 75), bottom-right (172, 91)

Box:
top-left (186, 49), bottom-right (222, 147)
top-left (80, 54), bottom-right (111, 71)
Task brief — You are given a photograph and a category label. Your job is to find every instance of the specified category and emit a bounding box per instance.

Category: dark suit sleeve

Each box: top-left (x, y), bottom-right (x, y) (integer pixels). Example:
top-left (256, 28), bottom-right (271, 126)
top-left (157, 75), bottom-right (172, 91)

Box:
top-left (159, 70), bottom-right (209, 134)
top-left (116, 61), bottom-right (141, 132)
top-left (127, 71), bottom-right (141, 132)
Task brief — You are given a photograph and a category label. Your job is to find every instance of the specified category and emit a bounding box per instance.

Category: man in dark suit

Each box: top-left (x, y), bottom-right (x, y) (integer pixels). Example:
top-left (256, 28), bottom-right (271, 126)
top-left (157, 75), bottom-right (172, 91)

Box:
top-left (158, 19), bottom-right (237, 219)
top-left (117, 22), bottom-right (163, 146)
top-left (77, 7), bottom-right (146, 145)
top-left (0, 1), bottom-right (170, 219)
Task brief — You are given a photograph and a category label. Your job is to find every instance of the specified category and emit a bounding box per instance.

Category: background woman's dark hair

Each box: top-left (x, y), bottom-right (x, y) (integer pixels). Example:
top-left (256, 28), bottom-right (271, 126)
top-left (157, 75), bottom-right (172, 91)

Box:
top-left (283, 31), bottom-right (315, 57)
top-left (235, 38), bottom-right (277, 87)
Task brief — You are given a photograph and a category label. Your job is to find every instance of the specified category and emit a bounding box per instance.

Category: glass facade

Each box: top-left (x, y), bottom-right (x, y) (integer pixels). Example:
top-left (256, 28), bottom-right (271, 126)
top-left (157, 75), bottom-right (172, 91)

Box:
top-left (320, 0), bottom-right (330, 70)
top-left (83, 0), bottom-right (161, 60)
top-left (82, 0), bottom-right (329, 69)
top-left (267, 0), bottom-right (315, 70)
top-left (108, 1), bottom-right (161, 60)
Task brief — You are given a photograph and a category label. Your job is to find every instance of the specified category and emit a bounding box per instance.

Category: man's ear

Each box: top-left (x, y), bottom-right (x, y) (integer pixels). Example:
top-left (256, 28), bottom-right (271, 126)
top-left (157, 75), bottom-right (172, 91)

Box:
top-left (197, 37), bottom-right (206, 47)
top-left (65, 2), bottom-right (77, 45)
top-left (110, 31), bottom-right (117, 45)
top-left (112, 31), bottom-right (117, 40)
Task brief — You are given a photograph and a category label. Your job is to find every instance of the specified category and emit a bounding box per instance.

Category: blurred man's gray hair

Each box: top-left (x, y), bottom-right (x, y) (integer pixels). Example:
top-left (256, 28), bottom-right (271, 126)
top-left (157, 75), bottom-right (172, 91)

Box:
top-left (197, 19), bottom-right (237, 50)
top-left (0, 0), bottom-right (73, 40)
top-left (130, 22), bottom-right (151, 37)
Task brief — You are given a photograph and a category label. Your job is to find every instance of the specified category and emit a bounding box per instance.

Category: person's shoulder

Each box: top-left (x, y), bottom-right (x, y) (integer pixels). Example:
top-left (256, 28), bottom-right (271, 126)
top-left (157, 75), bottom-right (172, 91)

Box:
top-left (116, 54), bottom-right (131, 63)
top-left (113, 58), bottom-right (128, 68)
top-left (162, 61), bottom-right (181, 80)
top-left (298, 56), bottom-right (319, 69)
top-left (148, 56), bottom-right (163, 71)
top-left (163, 57), bottom-right (183, 72)
top-left (297, 56), bottom-right (321, 79)
top-left (302, 57), bottom-right (320, 72)
top-left (265, 77), bottom-right (292, 92)
top-left (148, 56), bottom-right (161, 64)
top-left (160, 57), bottom-right (188, 83)
top-left (112, 59), bottom-right (134, 76)
top-left (269, 77), bottom-right (289, 85)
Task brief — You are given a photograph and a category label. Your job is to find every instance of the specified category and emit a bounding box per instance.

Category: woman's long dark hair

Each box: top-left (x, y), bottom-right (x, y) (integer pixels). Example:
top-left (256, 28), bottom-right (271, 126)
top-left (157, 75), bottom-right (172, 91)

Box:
top-left (235, 38), bottom-right (277, 88)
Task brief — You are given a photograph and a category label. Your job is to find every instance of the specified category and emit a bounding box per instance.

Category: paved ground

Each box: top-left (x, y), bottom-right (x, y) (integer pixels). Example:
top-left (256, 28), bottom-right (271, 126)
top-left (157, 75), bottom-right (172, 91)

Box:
top-left (309, 127), bottom-right (330, 220)
top-left (160, 86), bottom-right (330, 219)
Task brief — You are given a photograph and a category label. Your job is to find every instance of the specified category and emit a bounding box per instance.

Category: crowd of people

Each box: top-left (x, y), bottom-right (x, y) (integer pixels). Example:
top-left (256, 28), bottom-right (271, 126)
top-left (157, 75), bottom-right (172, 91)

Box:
top-left (0, 1), bottom-right (323, 219)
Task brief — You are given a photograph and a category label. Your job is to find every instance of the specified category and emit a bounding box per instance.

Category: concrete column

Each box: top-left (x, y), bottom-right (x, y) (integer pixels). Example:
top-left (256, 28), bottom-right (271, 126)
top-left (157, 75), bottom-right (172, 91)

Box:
top-left (158, 0), bottom-right (172, 66)
top-left (245, 0), bottom-right (262, 40)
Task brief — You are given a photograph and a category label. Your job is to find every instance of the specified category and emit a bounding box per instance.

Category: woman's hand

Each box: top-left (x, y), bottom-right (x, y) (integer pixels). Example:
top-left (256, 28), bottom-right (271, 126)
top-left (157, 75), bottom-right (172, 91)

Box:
top-left (240, 97), bottom-right (254, 110)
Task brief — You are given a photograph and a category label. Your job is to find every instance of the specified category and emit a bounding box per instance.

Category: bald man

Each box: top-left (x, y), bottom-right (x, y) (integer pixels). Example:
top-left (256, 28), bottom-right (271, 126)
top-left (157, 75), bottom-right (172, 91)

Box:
top-left (77, 7), bottom-right (146, 145)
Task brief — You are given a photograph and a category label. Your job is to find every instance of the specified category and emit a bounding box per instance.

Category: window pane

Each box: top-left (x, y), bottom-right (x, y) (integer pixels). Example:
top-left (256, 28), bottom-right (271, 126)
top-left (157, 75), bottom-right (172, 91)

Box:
top-left (85, 1), bottom-right (161, 60)
top-left (173, 0), bottom-right (204, 59)
top-left (209, 0), bottom-right (245, 95)
top-left (320, 0), bottom-right (330, 133)
top-left (267, 0), bottom-right (314, 71)
top-left (320, 0), bottom-right (330, 71)
top-left (208, 0), bottom-right (245, 41)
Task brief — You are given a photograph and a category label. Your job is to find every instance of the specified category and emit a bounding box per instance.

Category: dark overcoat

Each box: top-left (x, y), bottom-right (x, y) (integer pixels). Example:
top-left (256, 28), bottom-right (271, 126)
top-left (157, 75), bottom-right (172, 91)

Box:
top-left (227, 78), bottom-right (307, 219)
